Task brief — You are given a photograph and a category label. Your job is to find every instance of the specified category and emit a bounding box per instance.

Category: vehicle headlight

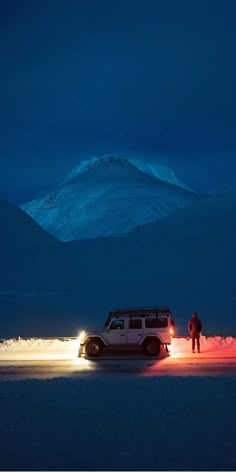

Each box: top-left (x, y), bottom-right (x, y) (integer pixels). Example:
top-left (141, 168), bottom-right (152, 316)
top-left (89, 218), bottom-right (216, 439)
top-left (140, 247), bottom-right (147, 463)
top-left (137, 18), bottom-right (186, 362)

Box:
top-left (78, 330), bottom-right (86, 344)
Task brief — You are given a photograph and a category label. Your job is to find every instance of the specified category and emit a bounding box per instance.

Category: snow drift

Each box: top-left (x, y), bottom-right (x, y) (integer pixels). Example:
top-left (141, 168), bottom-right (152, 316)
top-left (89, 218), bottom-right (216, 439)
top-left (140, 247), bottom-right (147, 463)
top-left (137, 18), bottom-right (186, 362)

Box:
top-left (1, 335), bottom-right (236, 360)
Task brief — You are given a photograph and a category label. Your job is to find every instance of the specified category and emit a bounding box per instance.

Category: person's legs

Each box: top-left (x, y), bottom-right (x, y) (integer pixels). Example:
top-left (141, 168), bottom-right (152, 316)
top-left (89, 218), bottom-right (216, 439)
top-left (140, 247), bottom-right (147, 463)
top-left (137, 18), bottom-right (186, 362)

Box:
top-left (197, 334), bottom-right (200, 352)
top-left (192, 335), bottom-right (196, 352)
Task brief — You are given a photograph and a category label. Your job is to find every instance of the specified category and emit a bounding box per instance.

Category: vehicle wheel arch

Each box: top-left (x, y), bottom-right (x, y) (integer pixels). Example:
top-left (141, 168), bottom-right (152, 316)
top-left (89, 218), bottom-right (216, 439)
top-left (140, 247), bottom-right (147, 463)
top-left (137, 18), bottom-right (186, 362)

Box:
top-left (141, 336), bottom-right (161, 347)
top-left (85, 336), bottom-right (106, 347)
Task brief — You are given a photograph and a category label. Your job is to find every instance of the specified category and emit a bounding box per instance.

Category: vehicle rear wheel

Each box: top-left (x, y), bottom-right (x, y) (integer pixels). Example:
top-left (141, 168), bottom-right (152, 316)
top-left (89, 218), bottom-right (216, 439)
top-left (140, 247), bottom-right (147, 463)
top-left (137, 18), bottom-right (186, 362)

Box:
top-left (144, 339), bottom-right (160, 356)
top-left (85, 339), bottom-right (103, 357)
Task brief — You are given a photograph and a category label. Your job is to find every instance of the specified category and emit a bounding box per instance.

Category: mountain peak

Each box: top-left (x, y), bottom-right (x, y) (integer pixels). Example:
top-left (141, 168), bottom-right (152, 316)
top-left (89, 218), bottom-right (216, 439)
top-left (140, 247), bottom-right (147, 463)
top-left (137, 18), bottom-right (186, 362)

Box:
top-left (63, 155), bottom-right (192, 191)
top-left (64, 155), bottom-right (131, 184)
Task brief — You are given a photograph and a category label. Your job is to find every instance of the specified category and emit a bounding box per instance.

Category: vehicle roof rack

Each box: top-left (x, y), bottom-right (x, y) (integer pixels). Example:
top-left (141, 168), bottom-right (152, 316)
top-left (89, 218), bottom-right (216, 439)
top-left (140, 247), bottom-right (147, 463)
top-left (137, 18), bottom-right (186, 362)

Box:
top-left (110, 307), bottom-right (171, 317)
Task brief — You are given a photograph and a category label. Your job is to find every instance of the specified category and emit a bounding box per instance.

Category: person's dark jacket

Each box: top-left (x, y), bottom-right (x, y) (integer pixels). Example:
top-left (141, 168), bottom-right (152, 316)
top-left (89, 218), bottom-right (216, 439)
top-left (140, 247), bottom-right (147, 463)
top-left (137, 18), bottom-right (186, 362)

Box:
top-left (188, 317), bottom-right (202, 335)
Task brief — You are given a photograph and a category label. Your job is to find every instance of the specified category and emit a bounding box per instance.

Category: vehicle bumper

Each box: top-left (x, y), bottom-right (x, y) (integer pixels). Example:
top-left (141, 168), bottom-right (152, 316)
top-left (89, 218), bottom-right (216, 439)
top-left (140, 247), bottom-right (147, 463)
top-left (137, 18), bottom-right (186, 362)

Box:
top-left (78, 343), bottom-right (86, 357)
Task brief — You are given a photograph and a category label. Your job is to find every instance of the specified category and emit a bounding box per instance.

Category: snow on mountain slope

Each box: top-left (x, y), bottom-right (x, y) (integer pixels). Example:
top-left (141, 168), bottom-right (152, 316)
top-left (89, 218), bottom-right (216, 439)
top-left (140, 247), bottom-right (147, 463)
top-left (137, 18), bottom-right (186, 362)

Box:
top-left (130, 158), bottom-right (191, 190)
top-left (21, 156), bottom-right (200, 241)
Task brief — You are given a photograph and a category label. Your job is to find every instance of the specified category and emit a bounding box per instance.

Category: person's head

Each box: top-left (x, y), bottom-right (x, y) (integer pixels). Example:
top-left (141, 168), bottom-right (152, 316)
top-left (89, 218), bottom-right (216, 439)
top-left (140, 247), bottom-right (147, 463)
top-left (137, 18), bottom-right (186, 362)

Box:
top-left (192, 312), bottom-right (198, 319)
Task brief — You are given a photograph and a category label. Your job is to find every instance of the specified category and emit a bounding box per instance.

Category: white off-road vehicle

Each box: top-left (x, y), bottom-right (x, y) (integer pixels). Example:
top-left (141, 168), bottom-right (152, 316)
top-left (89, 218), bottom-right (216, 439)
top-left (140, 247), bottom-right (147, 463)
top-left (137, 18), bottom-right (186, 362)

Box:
top-left (78, 307), bottom-right (175, 357)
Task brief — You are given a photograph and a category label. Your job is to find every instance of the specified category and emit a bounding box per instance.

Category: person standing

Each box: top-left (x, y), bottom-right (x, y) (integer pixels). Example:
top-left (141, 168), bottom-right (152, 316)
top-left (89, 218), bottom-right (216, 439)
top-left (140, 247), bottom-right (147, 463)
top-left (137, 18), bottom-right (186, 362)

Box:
top-left (188, 312), bottom-right (202, 353)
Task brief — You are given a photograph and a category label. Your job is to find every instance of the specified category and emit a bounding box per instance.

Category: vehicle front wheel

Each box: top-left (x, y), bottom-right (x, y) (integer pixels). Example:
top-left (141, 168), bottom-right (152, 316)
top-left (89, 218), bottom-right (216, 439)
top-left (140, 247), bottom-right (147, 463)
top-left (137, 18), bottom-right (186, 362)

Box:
top-left (144, 339), bottom-right (160, 357)
top-left (85, 340), bottom-right (103, 357)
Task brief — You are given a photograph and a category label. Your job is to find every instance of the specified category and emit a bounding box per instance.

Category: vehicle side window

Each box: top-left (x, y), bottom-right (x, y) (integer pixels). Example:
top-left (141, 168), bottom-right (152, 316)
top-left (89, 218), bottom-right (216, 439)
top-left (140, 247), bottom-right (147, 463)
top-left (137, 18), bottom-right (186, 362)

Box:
top-left (129, 319), bottom-right (142, 329)
top-left (145, 317), bottom-right (168, 328)
top-left (109, 319), bottom-right (124, 330)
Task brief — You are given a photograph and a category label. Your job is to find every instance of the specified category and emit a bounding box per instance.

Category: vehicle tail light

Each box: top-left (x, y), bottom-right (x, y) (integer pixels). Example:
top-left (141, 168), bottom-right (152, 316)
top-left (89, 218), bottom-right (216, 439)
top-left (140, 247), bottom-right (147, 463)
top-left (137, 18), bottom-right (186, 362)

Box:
top-left (169, 327), bottom-right (175, 336)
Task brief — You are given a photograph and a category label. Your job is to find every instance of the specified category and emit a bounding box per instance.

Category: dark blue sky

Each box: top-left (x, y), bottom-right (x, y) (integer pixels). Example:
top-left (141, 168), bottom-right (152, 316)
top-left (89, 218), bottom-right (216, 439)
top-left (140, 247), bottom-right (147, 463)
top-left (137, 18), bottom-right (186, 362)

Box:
top-left (1, 0), bottom-right (236, 202)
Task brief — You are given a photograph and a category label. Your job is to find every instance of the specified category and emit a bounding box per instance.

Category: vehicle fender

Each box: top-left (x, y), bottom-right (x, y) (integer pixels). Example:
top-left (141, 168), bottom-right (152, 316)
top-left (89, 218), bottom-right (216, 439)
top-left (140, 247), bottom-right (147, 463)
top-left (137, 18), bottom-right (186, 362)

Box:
top-left (84, 335), bottom-right (107, 347)
top-left (139, 335), bottom-right (162, 346)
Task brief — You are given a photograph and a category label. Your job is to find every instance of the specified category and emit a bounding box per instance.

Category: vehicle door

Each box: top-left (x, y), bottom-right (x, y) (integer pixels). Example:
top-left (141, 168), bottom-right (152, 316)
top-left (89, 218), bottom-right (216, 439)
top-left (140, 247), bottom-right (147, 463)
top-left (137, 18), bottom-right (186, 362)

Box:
top-left (127, 318), bottom-right (143, 344)
top-left (106, 318), bottom-right (126, 344)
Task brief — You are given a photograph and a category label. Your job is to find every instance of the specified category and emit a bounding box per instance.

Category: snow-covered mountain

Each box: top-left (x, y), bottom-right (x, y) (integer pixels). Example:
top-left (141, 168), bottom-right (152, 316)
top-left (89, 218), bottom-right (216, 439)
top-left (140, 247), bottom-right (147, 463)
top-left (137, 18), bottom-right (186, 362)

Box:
top-left (21, 156), bottom-right (201, 241)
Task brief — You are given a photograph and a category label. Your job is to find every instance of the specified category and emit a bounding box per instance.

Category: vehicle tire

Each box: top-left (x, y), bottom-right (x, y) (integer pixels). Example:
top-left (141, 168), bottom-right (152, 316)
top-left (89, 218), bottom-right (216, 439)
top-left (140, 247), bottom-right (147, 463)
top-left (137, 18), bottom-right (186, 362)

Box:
top-left (85, 339), bottom-right (103, 357)
top-left (144, 339), bottom-right (160, 357)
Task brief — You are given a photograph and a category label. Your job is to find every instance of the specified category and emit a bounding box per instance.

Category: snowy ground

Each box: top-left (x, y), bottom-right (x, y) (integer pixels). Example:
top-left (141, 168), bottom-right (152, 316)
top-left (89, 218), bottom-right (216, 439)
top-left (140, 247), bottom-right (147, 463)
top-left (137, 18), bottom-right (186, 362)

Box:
top-left (0, 336), bottom-right (236, 470)
top-left (1, 335), bottom-right (236, 360)
top-left (170, 335), bottom-right (236, 357)
top-left (0, 336), bottom-right (236, 381)
top-left (0, 336), bottom-right (80, 360)
top-left (0, 376), bottom-right (235, 470)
